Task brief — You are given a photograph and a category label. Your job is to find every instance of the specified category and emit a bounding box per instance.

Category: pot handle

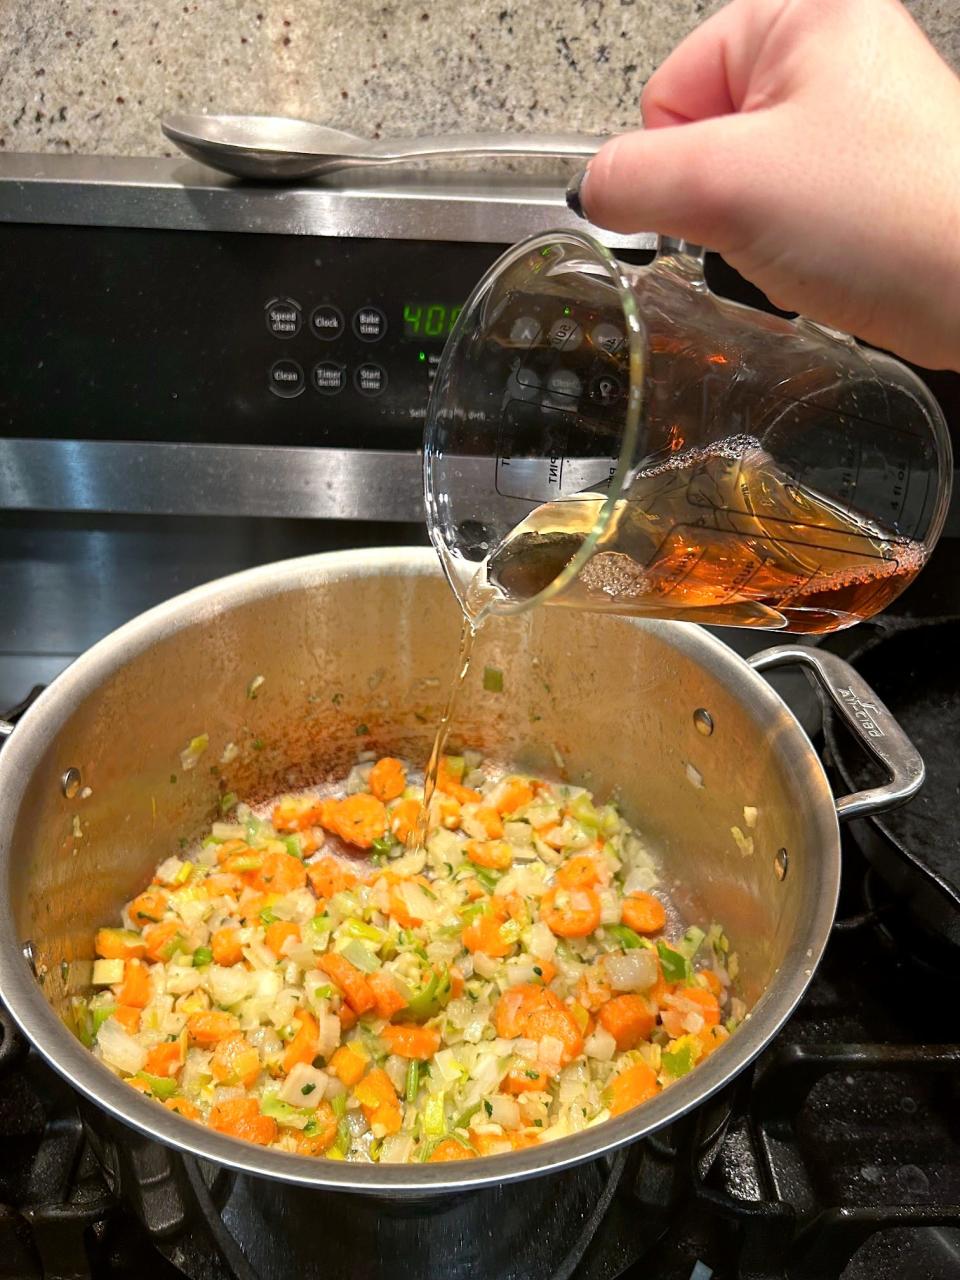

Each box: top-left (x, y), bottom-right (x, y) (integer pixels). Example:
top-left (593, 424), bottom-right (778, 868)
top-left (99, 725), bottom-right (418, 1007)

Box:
top-left (0, 720), bottom-right (13, 744)
top-left (748, 645), bottom-right (924, 822)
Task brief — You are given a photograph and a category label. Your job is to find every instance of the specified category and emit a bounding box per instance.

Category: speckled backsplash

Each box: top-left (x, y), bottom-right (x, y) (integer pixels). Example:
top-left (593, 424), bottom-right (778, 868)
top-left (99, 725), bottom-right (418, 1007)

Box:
top-left (0, 0), bottom-right (957, 158)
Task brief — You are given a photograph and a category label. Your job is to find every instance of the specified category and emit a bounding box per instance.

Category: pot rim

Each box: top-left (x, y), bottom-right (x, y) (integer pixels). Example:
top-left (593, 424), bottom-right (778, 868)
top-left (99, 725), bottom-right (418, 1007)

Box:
top-left (0, 547), bottom-right (840, 1193)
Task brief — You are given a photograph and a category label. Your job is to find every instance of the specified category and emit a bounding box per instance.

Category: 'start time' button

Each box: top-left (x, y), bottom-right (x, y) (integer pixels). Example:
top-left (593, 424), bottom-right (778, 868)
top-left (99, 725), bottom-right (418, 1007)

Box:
top-left (353, 306), bottom-right (387, 342)
top-left (355, 362), bottom-right (387, 396)
top-left (268, 359), bottom-right (305, 397)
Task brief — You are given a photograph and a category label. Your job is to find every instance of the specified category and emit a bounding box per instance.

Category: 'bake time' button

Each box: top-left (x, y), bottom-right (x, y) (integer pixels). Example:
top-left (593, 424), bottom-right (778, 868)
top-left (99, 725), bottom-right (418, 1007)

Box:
top-left (353, 306), bottom-right (387, 342)
top-left (355, 362), bottom-right (387, 396)
top-left (310, 304), bottom-right (344, 341)
top-left (313, 361), bottom-right (345, 394)
top-left (268, 359), bottom-right (305, 398)
top-left (265, 297), bottom-right (302, 338)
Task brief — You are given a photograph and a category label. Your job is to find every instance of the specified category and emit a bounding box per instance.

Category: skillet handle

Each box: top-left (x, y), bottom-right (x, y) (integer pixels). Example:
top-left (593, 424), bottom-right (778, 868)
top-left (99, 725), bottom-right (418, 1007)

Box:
top-left (748, 645), bottom-right (924, 822)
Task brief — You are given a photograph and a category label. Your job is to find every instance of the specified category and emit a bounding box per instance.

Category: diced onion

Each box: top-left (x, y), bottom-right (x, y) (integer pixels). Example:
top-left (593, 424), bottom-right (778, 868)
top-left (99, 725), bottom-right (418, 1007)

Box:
top-left (97, 1018), bottom-right (148, 1075)
top-left (605, 950), bottom-right (658, 992)
top-left (279, 1063), bottom-right (329, 1109)
top-left (490, 1094), bottom-right (521, 1129)
top-left (584, 1026), bottom-right (617, 1061)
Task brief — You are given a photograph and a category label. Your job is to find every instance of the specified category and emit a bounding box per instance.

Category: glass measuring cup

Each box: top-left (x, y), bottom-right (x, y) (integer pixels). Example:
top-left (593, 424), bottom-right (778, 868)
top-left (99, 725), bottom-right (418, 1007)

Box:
top-left (423, 232), bottom-right (953, 632)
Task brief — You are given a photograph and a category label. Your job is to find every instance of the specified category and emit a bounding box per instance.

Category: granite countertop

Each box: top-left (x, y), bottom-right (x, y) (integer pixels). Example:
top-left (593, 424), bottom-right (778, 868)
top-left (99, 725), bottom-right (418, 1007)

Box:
top-left (0, 0), bottom-right (955, 160)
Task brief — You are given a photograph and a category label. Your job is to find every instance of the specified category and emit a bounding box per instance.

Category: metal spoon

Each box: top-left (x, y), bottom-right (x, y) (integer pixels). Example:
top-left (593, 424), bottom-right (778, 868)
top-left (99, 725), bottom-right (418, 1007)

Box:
top-left (162, 112), bottom-right (604, 182)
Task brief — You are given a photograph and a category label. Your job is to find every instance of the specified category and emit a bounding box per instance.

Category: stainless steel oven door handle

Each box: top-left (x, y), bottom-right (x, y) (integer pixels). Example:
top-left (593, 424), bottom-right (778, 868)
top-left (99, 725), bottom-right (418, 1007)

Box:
top-left (749, 645), bottom-right (924, 822)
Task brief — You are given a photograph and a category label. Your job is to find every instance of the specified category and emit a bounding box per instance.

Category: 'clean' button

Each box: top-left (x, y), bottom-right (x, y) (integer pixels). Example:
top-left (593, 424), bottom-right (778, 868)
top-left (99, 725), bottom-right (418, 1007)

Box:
top-left (268, 359), bottom-right (305, 398)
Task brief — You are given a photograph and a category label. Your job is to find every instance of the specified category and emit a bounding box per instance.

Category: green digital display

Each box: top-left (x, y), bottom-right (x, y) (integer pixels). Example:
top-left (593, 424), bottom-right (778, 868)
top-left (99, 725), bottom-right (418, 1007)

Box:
top-left (402, 303), bottom-right (463, 339)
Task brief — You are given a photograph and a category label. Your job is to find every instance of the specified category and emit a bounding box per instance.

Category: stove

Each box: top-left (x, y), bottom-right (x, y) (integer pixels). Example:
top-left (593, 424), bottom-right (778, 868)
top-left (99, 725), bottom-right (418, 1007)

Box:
top-left (1, 664), bottom-right (958, 1280)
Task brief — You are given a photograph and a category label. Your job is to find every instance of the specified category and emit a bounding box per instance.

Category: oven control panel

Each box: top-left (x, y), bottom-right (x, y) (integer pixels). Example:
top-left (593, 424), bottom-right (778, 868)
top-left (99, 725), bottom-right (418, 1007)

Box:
top-left (0, 226), bottom-right (511, 449)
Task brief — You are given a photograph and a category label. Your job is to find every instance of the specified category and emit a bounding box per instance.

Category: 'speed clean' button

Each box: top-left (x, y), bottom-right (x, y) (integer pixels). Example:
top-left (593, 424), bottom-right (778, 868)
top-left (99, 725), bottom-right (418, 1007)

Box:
top-left (355, 362), bottom-right (387, 396)
top-left (313, 361), bottom-right (345, 394)
top-left (353, 306), bottom-right (387, 342)
top-left (268, 359), bottom-right (305, 398)
top-left (265, 297), bottom-right (302, 338)
top-left (310, 304), bottom-right (344, 341)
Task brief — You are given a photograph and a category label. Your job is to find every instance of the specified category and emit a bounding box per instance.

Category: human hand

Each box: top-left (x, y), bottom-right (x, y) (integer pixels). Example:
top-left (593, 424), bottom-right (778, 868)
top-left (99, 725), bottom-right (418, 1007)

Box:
top-left (572, 0), bottom-right (960, 371)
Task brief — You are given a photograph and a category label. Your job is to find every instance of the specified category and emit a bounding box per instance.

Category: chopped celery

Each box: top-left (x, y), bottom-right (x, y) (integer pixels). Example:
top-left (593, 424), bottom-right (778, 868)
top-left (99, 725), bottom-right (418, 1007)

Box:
top-left (453, 1100), bottom-right (482, 1130)
top-left (92, 958), bottom-right (124, 985)
top-left (499, 918), bottom-right (521, 946)
top-left (226, 854), bottom-right (262, 872)
top-left (443, 754), bottom-right (466, 780)
top-left (244, 814), bottom-right (267, 844)
top-left (340, 940), bottom-right (380, 973)
top-left (657, 941), bottom-right (692, 983)
top-left (260, 1093), bottom-right (311, 1128)
top-left (343, 918), bottom-right (386, 944)
top-left (282, 835), bottom-right (303, 860)
top-left (135, 1072), bottom-right (178, 1100)
top-left (219, 792), bottom-right (238, 815)
top-left (331, 1092), bottom-right (347, 1118)
top-left (192, 946), bottom-right (213, 968)
top-left (567, 793), bottom-right (600, 831)
top-left (91, 1002), bottom-right (116, 1034)
top-left (422, 1091), bottom-right (446, 1137)
top-left (676, 926), bottom-right (706, 962)
top-left (606, 924), bottom-right (643, 950)
top-left (371, 834), bottom-right (396, 857)
top-left (304, 915), bottom-right (332, 948)
top-left (482, 666), bottom-right (504, 693)
top-left (173, 860), bottom-right (194, 884)
top-left (259, 906), bottom-right (278, 926)
top-left (405, 967), bottom-right (452, 1021)
top-left (405, 1059), bottom-right (420, 1104)
top-left (661, 1037), bottom-right (698, 1079)
top-left (473, 867), bottom-right (500, 893)
top-left (313, 984), bottom-right (334, 1000)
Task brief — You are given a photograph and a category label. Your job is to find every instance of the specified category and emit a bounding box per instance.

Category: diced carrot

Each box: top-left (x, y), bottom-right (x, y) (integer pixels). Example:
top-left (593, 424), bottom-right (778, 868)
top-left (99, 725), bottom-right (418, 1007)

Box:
top-left (264, 920), bottom-right (300, 958)
top-left (221, 851), bottom-right (263, 875)
top-left (469, 1131), bottom-right (512, 1157)
top-left (127, 1074), bottom-right (152, 1093)
top-left (680, 985), bottom-right (721, 1027)
top-left (428, 1137), bottom-right (475, 1162)
top-left (598, 994), bottom-right (656, 1050)
top-left (522, 1005), bottom-right (584, 1066)
top-left (251, 849), bottom-right (307, 895)
top-left (385, 879), bottom-right (422, 928)
top-left (294, 1101), bottom-right (338, 1154)
top-left (208, 1096), bottom-right (277, 1146)
top-left (117, 959), bottom-right (151, 1008)
top-left (494, 984), bottom-right (561, 1039)
top-left (496, 778), bottom-right (534, 815)
top-left (142, 920), bottom-right (183, 963)
top-left (509, 1131), bottom-right (541, 1151)
top-left (202, 873), bottom-right (240, 899)
top-left (473, 807), bottom-right (504, 839)
top-left (534, 958), bottom-right (557, 984)
top-left (661, 987), bottom-right (721, 1039)
top-left (187, 1010), bottom-right (240, 1047)
top-left (354, 1066), bottom-right (397, 1113)
top-left (609, 1061), bottom-right (659, 1116)
top-left (306, 856), bottom-right (358, 900)
top-left (620, 892), bottom-right (666, 934)
top-left (95, 928), bottom-right (146, 961)
top-left (699, 968), bottom-right (723, 998)
top-left (463, 878), bottom-right (485, 902)
top-left (318, 952), bottom-right (375, 1015)
top-left (211, 1033), bottom-right (261, 1087)
top-left (502, 1067), bottom-right (549, 1094)
top-left (555, 854), bottom-right (601, 891)
top-left (127, 888), bottom-right (169, 926)
top-left (539, 886), bottom-right (602, 938)
top-left (449, 966), bottom-right (465, 998)
top-left (368, 970), bottom-right (408, 1020)
top-left (282, 1010), bottom-right (319, 1074)
top-left (164, 1096), bottom-right (200, 1120)
top-left (389, 798), bottom-right (421, 843)
top-left (144, 1041), bottom-right (184, 1079)
top-left (113, 1005), bottom-right (141, 1033)
top-left (211, 926), bottom-right (243, 967)
top-left (436, 760), bottom-right (481, 805)
top-left (216, 839), bottom-right (252, 864)
top-left (466, 839), bottom-right (513, 870)
top-left (329, 1043), bottom-right (368, 1086)
top-left (697, 1023), bottom-right (730, 1059)
top-left (369, 757), bottom-right (407, 803)
top-left (319, 794), bottom-right (387, 850)
top-left (381, 1024), bottom-right (441, 1060)
top-left (272, 795), bottom-right (325, 833)
top-left (338, 1002), bottom-right (358, 1031)
top-left (461, 909), bottom-right (513, 957)
top-left (435, 795), bottom-right (462, 830)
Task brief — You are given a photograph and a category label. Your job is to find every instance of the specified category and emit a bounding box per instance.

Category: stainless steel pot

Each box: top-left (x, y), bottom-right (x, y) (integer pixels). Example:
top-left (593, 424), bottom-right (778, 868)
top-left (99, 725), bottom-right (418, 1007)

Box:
top-left (0, 548), bottom-right (923, 1200)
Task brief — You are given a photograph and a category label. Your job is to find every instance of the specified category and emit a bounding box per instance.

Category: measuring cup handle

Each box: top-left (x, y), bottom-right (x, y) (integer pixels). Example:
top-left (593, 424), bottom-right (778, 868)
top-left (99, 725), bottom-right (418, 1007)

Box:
top-left (748, 645), bottom-right (924, 822)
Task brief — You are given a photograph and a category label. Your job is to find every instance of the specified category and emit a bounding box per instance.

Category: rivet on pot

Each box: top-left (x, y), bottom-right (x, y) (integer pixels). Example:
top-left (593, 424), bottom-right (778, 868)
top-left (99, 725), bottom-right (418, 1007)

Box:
top-left (61, 768), bottom-right (82, 799)
top-left (774, 848), bottom-right (789, 881)
top-left (693, 708), bottom-right (714, 736)
top-left (21, 940), bottom-right (36, 973)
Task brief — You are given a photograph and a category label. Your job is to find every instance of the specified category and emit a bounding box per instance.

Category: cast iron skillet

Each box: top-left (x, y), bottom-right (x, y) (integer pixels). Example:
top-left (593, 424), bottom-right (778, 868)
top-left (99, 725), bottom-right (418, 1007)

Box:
top-left (824, 618), bottom-right (960, 958)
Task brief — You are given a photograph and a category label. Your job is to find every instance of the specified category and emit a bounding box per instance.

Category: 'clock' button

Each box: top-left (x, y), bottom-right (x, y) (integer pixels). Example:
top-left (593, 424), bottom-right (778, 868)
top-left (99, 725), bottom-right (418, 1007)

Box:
top-left (310, 304), bottom-right (344, 341)
top-left (313, 361), bottom-right (345, 394)
top-left (355, 362), bottom-right (387, 397)
top-left (265, 297), bottom-right (302, 338)
top-left (353, 306), bottom-right (387, 342)
top-left (268, 359), bottom-right (305, 398)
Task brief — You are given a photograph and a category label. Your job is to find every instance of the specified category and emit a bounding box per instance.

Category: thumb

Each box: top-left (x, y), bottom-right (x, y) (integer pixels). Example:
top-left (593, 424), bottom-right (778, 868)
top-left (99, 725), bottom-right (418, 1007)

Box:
top-left (576, 115), bottom-right (773, 251)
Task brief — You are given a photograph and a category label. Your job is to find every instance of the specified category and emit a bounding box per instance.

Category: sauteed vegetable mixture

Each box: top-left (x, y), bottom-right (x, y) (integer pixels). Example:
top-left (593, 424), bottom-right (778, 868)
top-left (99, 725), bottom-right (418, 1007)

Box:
top-left (75, 753), bottom-right (742, 1162)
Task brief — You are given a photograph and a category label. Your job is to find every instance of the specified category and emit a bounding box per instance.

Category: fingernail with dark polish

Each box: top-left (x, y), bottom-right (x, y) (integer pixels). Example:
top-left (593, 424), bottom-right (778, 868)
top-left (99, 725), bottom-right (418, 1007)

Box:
top-left (566, 168), bottom-right (588, 220)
